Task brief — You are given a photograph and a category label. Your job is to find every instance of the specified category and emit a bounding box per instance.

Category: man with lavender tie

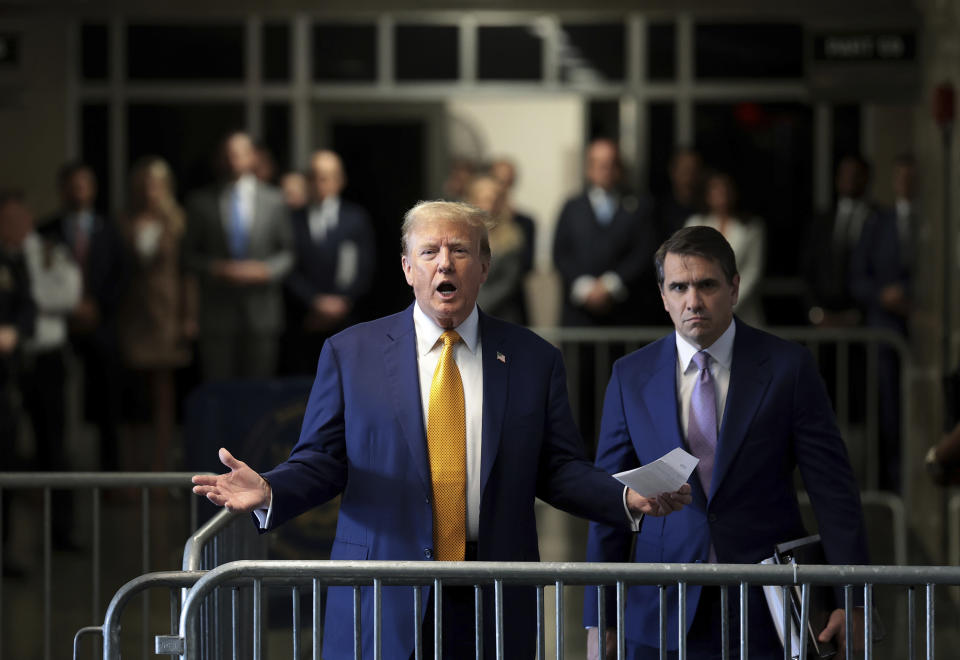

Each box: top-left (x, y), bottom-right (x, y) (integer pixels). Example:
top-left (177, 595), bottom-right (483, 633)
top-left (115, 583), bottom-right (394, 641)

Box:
top-left (585, 226), bottom-right (869, 659)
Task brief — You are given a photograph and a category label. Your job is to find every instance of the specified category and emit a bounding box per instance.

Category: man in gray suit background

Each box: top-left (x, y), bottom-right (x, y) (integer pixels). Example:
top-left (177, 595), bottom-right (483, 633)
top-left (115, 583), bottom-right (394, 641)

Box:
top-left (183, 131), bottom-right (294, 381)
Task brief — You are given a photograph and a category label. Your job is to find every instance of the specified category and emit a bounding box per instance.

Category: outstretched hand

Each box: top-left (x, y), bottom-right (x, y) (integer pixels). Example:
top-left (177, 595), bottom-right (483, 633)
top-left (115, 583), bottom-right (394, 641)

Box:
top-left (625, 483), bottom-right (692, 517)
top-left (191, 448), bottom-right (272, 513)
top-left (819, 607), bottom-right (864, 658)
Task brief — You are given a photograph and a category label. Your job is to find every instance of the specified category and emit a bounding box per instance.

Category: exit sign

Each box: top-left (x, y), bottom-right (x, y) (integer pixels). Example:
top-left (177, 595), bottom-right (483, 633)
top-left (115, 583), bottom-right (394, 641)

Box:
top-left (814, 32), bottom-right (916, 62)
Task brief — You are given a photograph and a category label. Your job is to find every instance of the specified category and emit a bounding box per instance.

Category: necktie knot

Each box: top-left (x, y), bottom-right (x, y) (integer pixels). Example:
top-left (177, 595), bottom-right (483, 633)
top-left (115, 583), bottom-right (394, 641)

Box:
top-left (440, 330), bottom-right (462, 349)
top-left (692, 350), bottom-right (711, 372)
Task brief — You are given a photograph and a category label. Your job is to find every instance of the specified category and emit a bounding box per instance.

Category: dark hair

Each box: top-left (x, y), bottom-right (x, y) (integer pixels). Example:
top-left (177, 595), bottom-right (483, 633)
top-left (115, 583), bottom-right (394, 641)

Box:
top-left (57, 161), bottom-right (95, 188)
top-left (654, 226), bottom-right (738, 288)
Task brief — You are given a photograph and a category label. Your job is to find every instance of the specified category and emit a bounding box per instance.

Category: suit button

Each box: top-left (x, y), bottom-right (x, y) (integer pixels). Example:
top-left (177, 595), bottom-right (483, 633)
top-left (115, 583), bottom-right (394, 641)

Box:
top-left (424, 548), bottom-right (433, 560)
top-left (707, 513), bottom-right (717, 523)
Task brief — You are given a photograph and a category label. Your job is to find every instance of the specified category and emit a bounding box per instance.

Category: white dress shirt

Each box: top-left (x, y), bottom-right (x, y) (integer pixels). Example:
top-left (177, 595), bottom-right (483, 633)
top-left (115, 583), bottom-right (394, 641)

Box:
top-left (675, 319), bottom-right (736, 440)
top-left (308, 197), bottom-right (341, 243)
top-left (21, 232), bottom-right (82, 353)
top-left (413, 302), bottom-right (484, 541)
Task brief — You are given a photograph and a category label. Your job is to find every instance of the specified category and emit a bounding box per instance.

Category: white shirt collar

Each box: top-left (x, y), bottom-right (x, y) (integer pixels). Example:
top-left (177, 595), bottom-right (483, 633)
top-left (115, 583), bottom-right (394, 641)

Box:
top-left (675, 317), bottom-right (736, 373)
top-left (413, 302), bottom-right (480, 357)
top-left (235, 174), bottom-right (257, 194)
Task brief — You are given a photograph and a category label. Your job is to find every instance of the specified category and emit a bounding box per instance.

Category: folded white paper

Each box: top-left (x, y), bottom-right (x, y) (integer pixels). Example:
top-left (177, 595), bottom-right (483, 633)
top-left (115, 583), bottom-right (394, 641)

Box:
top-left (613, 447), bottom-right (699, 498)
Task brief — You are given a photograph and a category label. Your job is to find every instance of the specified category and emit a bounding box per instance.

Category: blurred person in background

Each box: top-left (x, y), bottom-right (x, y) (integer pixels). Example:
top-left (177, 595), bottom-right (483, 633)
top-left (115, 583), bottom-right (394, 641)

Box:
top-left (685, 172), bottom-right (766, 327)
top-left (442, 156), bottom-right (476, 202)
top-left (183, 131), bottom-right (293, 382)
top-left (118, 157), bottom-right (196, 471)
top-left (282, 149), bottom-right (375, 375)
top-left (656, 147), bottom-right (704, 243)
top-left (848, 153), bottom-right (918, 492)
top-left (466, 174), bottom-right (527, 325)
top-left (552, 137), bottom-right (659, 327)
top-left (280, 170), bottom-right (309, 212)
top-left (0, 190), bottom-right (37, 574)
top-left (489, 157), bottom-right (536, 282)
top-left (253, 140), bottom-right (277, 185)
top-left (40, 162), bottom-right (125, 470)
top-left (803, 154), bottom-right (877, 327)
top-left (11, 190), bottom-right (81, 547)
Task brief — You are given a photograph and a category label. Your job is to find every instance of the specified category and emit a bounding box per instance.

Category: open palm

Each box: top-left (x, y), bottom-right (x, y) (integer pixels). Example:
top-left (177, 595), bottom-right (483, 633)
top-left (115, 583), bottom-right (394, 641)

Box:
top-left (191, 448), bottom-right (271, 513)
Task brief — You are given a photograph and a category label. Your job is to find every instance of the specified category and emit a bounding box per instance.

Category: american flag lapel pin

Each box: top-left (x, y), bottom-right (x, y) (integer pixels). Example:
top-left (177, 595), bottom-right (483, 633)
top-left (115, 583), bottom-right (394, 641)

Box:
top-left (496, 351), bottom-right (506, 364)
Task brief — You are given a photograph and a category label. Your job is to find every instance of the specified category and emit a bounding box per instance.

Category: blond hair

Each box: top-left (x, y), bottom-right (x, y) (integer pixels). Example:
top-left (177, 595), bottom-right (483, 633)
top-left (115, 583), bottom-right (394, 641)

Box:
top-left (401, 200), bottom-right (492, 258)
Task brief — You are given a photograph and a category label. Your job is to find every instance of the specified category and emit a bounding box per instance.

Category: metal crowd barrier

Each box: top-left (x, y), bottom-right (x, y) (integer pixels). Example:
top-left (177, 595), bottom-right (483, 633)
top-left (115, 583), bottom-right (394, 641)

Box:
top-left (0, 472), bottom-right (208, 660)
top-left (141, 559), bottom-right (957, 660)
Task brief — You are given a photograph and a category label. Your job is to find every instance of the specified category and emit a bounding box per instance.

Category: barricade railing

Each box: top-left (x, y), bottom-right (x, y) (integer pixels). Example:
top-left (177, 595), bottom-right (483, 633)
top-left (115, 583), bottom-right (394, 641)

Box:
top-left (0, 472), bottom-right (209, 660)
top-left (151, 559), bottom-right (959, 660)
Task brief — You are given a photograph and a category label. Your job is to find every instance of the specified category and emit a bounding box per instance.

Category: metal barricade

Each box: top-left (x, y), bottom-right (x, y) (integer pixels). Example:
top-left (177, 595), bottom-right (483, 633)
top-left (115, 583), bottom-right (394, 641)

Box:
top-left (156, 559), bottom-right (960, 660)
top-left (0, 472), bottom-right (208, 660)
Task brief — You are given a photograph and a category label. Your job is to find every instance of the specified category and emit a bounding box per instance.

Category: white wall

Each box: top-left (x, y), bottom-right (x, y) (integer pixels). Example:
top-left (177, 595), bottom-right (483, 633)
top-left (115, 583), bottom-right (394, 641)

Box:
top-left (446, 96), bottom-right (585, 325)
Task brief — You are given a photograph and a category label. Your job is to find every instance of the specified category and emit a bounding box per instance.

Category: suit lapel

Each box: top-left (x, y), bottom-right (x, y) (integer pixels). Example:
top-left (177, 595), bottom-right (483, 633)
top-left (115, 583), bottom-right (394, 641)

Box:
top-left (638, 336), bottom-right (708, 505)
top-left (479, 312), bottom-right (508, 498)
top-left (382, 307), bottom-right (431, 494)
top-left (710, 323), bottom-right (771, 499)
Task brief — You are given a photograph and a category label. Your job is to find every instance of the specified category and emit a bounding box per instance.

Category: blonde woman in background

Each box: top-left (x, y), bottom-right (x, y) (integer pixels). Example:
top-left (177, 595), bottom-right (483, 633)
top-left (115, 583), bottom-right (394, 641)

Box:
top-left (684, 172), bottom-right (766, 327)
top-left (118, 157), bottom-right (197, 471)
top-left (466, 174), bottom-right (528, 325)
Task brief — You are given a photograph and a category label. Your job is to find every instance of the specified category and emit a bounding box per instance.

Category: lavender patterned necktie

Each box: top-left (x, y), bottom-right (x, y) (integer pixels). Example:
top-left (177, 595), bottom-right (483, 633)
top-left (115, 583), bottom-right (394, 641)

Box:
top-left (688, 350), bottom-right (718, 496)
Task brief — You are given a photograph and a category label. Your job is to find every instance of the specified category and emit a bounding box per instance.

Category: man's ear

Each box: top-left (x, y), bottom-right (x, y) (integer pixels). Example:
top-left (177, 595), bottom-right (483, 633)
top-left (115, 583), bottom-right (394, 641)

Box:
top-left (401, 254), bottom-right (413, 286)
top-left (730, 273), bottom-right (741, 306)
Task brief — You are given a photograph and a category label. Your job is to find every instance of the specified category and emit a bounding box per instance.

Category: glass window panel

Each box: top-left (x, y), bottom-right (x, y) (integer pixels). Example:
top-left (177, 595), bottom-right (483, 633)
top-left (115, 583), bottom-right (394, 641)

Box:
top-left (395, 24), bottom-right (458, 81)
top-left (588, 100), bottom-right (620, 142)
top-left (263, 103), bottom-right (291, 175)
top-left (313, 23), bottom-right (377, 82)
top-left (81, 23), bottom-right (109, 80)
top-left (477, 26), bottom-right (542, 81)
top-left (262, 22), bottom-right (290, 82)
top-left (127, 24), bottom-right (245, 81)
top-left (559, 23), bottom-right (625, 83)
top-left (647, 22), bottom-right (676, 81)
top-left (694, 23), bottom-right (804, 79)
top-left (127, 103), bottom-right (246, 194)
top-left (647, 102), bottom-right (675, 197)
top-left (80, 103), bottom-right (110, 214)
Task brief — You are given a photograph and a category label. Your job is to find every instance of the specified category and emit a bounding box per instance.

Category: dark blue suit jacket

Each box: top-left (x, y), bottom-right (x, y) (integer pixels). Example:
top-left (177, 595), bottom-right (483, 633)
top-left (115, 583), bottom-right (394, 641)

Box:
top-left (583, 321), bottom-right (868, 650)
top-left (286, 200), bottom-right (376, 307)
top-left (849, 207), bottom-right (911, 336)
top-left (262, 304), bottom-right (627, 659)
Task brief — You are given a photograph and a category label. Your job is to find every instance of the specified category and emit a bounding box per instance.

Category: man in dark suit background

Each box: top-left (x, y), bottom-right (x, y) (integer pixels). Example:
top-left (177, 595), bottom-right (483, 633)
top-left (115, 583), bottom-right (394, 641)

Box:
top-left (655, 147), bottom-right (704, 244)
top-left (552, 137), bottom-right (660, 327)
top-left (193, 200), bottom-right (690, 660)
top-left (585, 226), bottom-right (869, 659)
top-left (849, 153), bottom-right (917, 492)
top-left (40, 162), bottom-right (126, 470)
top-left (282, 149), bottom-right (375, 374)
top-left (183, 131), bottom-right (293, 382)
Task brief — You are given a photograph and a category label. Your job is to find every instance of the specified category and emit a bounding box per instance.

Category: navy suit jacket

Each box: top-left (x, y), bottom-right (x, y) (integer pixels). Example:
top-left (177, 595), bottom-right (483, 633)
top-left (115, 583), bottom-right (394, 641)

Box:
top-left (583, 321), bottom-right (868, 650)
top-left (849, 207), bottom-right (911, 336)
top-left (552, 191), bottom-right (660, 326)
top-left (286, 200), bottom-right (376, 308)
top-left (261, 304), bottom-right (627, 659)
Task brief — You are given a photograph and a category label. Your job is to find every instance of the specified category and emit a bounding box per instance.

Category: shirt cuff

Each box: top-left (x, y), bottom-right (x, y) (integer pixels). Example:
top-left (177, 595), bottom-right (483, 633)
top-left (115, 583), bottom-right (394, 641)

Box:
top-left (622, 486), bottom-right (643, 532)
top-left (571, 275), bottom-right (597, 305)
top-left (600, 271), bottom-right (628, 302)
top-left (253, 491), bottom-right (274, 529)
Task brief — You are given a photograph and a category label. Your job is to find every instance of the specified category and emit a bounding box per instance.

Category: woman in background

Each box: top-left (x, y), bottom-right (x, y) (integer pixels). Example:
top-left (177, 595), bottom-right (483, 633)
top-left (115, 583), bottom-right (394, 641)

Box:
top-left (685, 172), bottom-right (766, 327)
top-left (466, 175), bottom-right (528, 325)
top-left (118, 157), bottom-right (196, 471)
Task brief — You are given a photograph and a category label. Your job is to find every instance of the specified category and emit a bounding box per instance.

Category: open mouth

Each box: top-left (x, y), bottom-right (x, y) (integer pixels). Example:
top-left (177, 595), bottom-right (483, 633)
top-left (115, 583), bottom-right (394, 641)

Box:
top-left (436, 281), bottom-right (458, 299)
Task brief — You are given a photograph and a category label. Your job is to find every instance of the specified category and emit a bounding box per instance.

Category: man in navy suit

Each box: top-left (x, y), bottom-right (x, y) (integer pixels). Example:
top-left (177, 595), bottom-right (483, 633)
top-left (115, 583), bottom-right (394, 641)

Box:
top-left (584, 226), bottom-right (869, 659)
top-left (552, 138), bottom-right (660, 327)
top-left (193, 200), bottom-right (690, 659)
top-left (283, 150), bottom-right (376, 374)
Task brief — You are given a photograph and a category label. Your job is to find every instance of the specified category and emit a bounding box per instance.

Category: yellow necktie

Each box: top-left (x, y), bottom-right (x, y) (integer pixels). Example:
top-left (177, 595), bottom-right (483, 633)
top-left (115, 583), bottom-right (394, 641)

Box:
top-left (427, 330), bottom-right (466, 561)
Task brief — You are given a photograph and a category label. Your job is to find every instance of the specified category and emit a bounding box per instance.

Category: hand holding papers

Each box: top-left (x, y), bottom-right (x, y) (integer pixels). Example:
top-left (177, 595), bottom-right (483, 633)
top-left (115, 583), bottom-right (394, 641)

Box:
top-left (620, 448), bottom-right (698, 517)
top-left (615, 448), bottom-right (699, 497)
